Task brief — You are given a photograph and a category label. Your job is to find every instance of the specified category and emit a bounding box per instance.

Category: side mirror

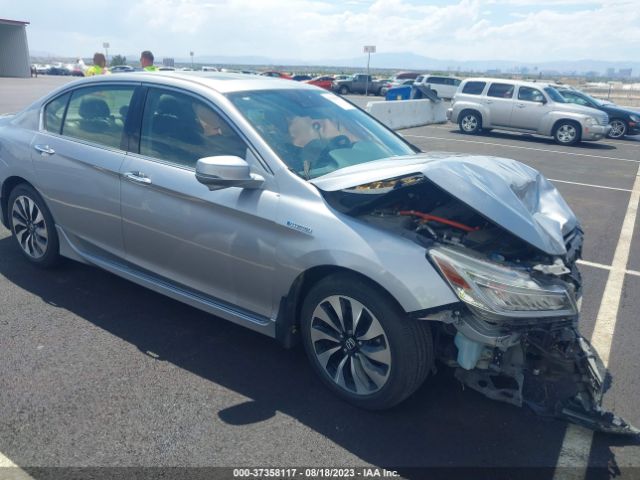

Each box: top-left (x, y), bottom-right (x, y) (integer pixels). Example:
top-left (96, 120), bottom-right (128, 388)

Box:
top-left (196, 156), bottom-right (265, 191)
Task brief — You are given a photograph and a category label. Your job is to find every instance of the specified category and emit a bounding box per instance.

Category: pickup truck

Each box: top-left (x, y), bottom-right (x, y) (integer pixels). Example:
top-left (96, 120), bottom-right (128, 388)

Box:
top-left (332, 74), bottom-right (384, 95)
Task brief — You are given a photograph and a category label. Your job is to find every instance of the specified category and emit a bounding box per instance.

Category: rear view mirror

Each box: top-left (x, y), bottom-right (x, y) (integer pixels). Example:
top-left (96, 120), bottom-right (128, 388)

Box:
top-left (196, 156), bottom-right (264, 191)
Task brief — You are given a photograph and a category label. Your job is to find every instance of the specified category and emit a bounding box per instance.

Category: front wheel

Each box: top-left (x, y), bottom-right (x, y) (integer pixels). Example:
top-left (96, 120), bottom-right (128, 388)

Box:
top-left (8, 184), bottom-right (61, 268)
top-left (338, 85), bottom-right (349, 95)
top-left (554, 121), bottom-right (581, 145)
top-left (607, 119), bottom-right (627, 139)
top-left (301, 273), bottom-right (433, 410)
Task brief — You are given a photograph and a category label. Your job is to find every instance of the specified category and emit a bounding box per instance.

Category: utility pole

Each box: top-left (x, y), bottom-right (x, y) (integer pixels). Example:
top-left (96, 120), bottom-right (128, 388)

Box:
top-left (363, 45), bottom-right (376, 96)
top-left (190, 51), bottom-right (194, 69)
top-left (103, 42), bottom-right (110, 64)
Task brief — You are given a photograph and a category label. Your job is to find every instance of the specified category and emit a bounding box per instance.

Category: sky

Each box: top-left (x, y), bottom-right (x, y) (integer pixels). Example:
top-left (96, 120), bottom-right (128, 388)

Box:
top-left (2, 0), bottom-right (639, 63)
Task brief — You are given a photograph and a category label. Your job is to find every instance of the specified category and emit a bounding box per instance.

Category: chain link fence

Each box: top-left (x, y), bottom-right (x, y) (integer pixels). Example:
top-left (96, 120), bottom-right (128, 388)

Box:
top-left (578, 82), bottom-right (640, 108)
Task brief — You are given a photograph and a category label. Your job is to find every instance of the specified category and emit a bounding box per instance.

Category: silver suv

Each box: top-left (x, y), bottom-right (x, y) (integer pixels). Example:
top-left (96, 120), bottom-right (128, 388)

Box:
top-left (0, 73), bottom-right (634, 433)
top-left (448, 78), bottom-right (611, 145)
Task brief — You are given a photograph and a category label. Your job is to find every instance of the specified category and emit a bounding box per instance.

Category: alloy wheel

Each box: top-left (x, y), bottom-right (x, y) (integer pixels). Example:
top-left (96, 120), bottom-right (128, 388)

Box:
top-left (11, 195), bottom-right (48, 259)
top-left (556, 124), bottom-right (577, 143)
top-left (461, 114), bottom-right (478, 132)
top-left (309, 295), bottom-right (391, 395)
top-left (608, 120), bottom-right (627, 139)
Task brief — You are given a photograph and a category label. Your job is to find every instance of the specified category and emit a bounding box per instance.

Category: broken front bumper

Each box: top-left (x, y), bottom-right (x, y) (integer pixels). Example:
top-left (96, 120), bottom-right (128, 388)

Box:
top-left (432, 311), bottom-right (639, 435)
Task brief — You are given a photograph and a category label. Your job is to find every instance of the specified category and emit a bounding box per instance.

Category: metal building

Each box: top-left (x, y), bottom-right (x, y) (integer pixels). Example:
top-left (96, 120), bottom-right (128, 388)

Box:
top-left (0, 19), bottom-right (30, 78)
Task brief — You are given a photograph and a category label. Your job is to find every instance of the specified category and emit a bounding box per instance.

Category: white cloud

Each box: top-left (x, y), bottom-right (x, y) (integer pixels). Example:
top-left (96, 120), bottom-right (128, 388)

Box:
top-left (6, 0), bottom-right (640, 63)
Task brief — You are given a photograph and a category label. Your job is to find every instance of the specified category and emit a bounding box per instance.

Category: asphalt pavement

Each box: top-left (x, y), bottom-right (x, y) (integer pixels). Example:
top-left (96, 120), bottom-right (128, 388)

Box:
top-left (0, 81), bottom-right (639, 479)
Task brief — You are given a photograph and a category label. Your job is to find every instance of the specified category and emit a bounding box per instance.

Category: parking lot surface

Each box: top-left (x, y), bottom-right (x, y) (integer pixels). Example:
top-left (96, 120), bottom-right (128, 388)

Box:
top-left (0, 82), bottom-right (639, 479)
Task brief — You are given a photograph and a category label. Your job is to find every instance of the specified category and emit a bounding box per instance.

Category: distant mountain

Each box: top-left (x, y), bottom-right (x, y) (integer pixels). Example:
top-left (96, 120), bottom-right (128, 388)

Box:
top-left (31, 49), bottom-right (639, 76)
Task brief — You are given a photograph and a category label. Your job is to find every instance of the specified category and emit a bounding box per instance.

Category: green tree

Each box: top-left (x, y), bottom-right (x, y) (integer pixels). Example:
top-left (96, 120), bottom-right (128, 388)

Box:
top-left (110, 55), bottom-right (127, 66)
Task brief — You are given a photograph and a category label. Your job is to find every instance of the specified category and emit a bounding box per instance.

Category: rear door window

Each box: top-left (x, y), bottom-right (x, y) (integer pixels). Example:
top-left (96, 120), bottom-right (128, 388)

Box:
top-left (487, 83), bottom-right (515, 98)
top-left (62, 85), bottom-right (135, 149)
top-left (427, 77), bottom-right (444, 85)
top-left (462, 81), bottom-right (486, 95)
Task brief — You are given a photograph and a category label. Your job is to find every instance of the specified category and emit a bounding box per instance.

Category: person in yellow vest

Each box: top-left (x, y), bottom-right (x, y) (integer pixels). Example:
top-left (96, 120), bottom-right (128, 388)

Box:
top-left (140, 51), bottom-right (159, 72)
top-left (85, 53), bottom-right (110, 76)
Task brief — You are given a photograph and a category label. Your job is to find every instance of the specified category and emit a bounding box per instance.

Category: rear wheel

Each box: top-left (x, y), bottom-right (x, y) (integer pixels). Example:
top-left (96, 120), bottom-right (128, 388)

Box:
top-left (301, 273), bottom-right (433, 410)
top-left (8, 184), bottom-right (61, 268)
top-left (554, 121), bottom-right (581, 145)
top-left (607, 119), bottom-right (627, 139)
top-left (459, 111), bottom-right (481, 134)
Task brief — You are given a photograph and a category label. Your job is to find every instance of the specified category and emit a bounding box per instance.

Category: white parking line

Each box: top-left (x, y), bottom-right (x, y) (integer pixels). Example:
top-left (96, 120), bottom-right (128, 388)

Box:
top-left (403, 134), bottom-right (640, 164)
top-left (554, 164), bottom-right (640, 475)
top-left (412, 125), bottom-right (640, 149)
top-left (548, 179), bottom-right (632, 192)
top-left (0, 451), bottom-right (33, 479)
top-left (577, 260), bottom-right (640, 278)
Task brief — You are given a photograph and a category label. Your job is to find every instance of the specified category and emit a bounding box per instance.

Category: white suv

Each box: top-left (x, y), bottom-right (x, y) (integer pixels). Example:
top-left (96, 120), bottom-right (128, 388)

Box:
top-left (447, 78), bottom-right (611, 145)
top-left (414, 75), bottom-right (462, 99)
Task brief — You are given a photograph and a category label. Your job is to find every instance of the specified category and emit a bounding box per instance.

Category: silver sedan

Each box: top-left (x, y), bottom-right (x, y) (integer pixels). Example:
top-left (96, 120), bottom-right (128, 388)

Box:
top-left (0, 72), bottom-right (635, 434)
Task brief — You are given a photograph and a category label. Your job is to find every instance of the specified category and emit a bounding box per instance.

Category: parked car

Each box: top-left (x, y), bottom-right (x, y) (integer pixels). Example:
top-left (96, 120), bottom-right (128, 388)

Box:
top-left (332, 74), bottom-right (385, 95)
top-left (46, 65), bottom-right (70, 76)
top-left (0, 73), bottom-right (635, 434)
top-left (393, 71), bottom-right (420, 81)
top-left (305, 76), bottom-right (335, 90)
top-left (261, 71), bottom-right (292, 79)
top-left (34, 64), bottom-right (49, 74)
top-left (555, 87), bottom-right (640, 139)
top-left (380, 79), bottom-right (414, 97)
top-left (292, 74), bottom-right (312, 82)
top-left (110, 65), bottom-right (135, 73)
top-left (448, 78), bottom-right (611, 145)
top-left (414, 75), bottom-right (461, 99)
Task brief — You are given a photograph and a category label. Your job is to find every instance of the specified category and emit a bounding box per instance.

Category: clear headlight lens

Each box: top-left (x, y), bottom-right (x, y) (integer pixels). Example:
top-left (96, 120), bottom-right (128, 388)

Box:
top-left (584, 117), bottom-right (596, 126)
top-left (429, 247), bottom-right (577, 319)
top-left (629, 114), bottom-right (640, 122)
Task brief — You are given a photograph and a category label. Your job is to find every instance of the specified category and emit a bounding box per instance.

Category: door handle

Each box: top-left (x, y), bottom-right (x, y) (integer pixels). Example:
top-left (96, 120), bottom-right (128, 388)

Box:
top-left (486, 100), bottom-right (493, 104)
top-left (123, 171), bottom-right (152, 185)
top-left (516, 103), bottom-right (526, 108)
top-left (34, 144), bottom-right (55, 155)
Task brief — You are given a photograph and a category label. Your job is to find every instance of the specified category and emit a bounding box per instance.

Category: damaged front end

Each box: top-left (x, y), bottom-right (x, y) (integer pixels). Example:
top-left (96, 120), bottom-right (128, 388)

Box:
top-left (313, 155), bottom-right (638, 435)
top-left (424, 247), bottom-right (637, 436)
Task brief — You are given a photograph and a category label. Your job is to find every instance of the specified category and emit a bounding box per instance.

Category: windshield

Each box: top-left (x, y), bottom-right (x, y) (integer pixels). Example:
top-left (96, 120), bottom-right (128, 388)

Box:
top-left (543, 87), bottom-right (567, 103)
top-left (580, 91), bottom-right (605, 107)
top-left (226, 89), bottom-right (416, 179)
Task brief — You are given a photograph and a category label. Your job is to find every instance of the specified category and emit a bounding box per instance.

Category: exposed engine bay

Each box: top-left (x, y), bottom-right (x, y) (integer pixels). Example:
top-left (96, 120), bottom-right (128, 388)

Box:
top-left (321, 173), bottom-right (638, 435)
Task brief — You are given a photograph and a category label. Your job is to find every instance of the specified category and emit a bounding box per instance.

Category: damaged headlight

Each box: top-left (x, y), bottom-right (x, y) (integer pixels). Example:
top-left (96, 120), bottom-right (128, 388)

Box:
top-left (429, 247), bottom-right (577, 319)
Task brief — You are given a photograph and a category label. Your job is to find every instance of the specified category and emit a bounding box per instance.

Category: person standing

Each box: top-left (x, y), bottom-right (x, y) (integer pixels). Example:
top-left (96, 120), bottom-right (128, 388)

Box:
top-left (85, 53), bottom-right (110, 76)
top-left (140, 51), bottom-right (159, 72)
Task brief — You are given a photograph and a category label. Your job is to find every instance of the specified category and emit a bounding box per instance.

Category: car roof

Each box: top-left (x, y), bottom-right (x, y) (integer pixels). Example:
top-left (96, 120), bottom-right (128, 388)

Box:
top-left (49, 71), bottom-right (319, 96)
top-left (462, 77), bottom-right (552, 89)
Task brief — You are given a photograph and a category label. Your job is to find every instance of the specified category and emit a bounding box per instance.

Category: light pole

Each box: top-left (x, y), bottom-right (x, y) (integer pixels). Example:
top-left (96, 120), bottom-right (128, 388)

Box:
top-left (103, 42), bottom-right (110, 64)
top-left (190, 51), bottom-right (194, 70)
top-left (363, 45), bottom-right (376, 96)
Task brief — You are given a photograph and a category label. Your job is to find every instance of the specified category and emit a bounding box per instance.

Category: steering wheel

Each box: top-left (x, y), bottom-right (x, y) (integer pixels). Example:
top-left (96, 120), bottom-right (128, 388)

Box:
top-left (301, 135), bottom-right (352, 172)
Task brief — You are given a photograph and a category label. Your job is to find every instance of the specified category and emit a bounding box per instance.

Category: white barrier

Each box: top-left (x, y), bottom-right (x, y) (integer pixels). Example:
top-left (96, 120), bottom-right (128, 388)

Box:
top-left (365, 99), bottom-right (448, 130)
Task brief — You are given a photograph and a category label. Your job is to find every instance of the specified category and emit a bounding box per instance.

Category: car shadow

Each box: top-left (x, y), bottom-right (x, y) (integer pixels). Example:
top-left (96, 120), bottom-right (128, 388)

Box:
top-left (441, 127), bottom-right (619, 151)
top-left (0, 236), bottom-right (637, 479)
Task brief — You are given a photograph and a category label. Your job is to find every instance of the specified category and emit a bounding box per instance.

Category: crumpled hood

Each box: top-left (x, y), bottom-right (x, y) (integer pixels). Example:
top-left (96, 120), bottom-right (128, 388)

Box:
top-left (311, 153), bottom-right (578, 256)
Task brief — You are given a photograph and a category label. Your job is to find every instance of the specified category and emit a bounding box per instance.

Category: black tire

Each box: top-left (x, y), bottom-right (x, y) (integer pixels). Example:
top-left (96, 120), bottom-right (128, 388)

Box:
top-left (8, 184), bottom-right (61, 268)
top-left (338, 85), bottom-right (349, 95)
top-left (301, 273), bottom-right (434, 410)
top-left (458, 111), bottom-right (482, 135)
top-left (553, 120), bottom-right (581, 145)
top-left (607, 119), bottom-right (627, 139)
